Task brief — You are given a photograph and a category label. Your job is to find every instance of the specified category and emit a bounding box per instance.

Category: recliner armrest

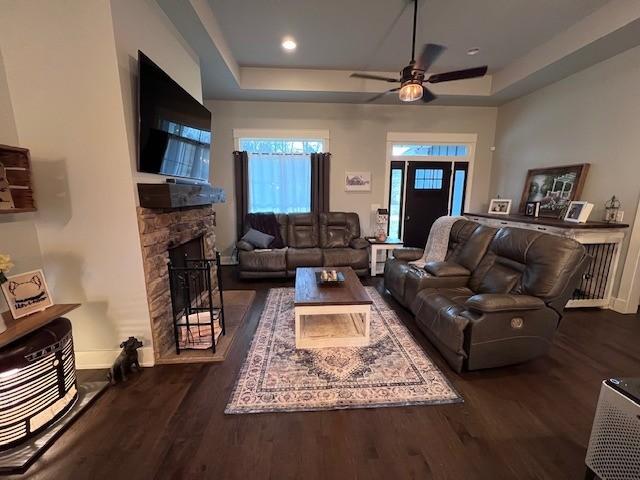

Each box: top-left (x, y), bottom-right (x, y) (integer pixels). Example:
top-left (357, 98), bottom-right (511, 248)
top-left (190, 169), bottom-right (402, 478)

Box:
top-left (236, 240), bottom-right (255, 251)
top-left (392, 248), bottom-right (423, 262)
top-left (349, 238), bottom-right (369, 250)
top-left (465, 294), bottom-right (546, 313)
top-left (425, 261), bottom-right (470, 278)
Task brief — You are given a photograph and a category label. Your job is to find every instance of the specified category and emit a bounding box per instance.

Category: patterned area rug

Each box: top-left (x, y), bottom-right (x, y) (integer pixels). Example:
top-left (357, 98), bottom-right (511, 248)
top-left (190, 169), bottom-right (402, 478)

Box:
top-left (225, 287), bottom-right (461, 414)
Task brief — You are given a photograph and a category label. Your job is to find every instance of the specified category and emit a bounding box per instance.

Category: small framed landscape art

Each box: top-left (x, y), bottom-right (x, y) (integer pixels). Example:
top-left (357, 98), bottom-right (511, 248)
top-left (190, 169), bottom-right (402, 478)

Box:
top-left (519, 164), bottom-right (590, 218)
top-left (564, 201), bottom-right (594, 223)
top-left (345, 172), bottom-right (371, 192)
top-left (488, 198), bottom-right (512, 215)
top-left (1, 269), bottom-right (54, 319)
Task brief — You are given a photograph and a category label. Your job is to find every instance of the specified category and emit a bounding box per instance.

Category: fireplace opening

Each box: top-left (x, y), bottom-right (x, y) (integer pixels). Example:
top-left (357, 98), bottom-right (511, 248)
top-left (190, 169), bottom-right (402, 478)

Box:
top-left (168, 237), bottom-right (225, 354)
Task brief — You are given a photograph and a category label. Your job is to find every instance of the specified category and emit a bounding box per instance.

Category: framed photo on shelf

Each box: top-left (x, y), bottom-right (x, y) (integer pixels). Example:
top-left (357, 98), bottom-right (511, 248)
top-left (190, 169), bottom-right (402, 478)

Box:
top-left (564, 201), bottom-right (594, 223)
top-left (488, 198), bottom-right (512, 215)
top-left (524, 201), bottom-right (540, 217)
top-left (519, 163), bottom-right (590, 218)
top-left (1, 269), bottom-right (54, 319)
top-left (345, 172), bottom-right (371, 192)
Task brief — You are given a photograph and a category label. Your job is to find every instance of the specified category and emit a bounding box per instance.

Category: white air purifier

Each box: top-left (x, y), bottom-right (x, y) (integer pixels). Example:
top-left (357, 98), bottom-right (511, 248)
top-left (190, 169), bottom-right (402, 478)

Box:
top-left (585, 378), bottom-right (640, 480)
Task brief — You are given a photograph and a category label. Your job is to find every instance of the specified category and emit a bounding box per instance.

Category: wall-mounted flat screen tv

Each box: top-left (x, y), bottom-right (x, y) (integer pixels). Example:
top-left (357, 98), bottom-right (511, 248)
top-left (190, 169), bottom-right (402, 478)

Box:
top-left (138, 51), bottom-right (211, 183)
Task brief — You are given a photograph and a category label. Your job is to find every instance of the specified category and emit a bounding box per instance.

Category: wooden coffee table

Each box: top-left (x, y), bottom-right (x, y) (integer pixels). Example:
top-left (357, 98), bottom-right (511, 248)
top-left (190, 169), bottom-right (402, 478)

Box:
top-left (294, 267), bottom-right (372, 349)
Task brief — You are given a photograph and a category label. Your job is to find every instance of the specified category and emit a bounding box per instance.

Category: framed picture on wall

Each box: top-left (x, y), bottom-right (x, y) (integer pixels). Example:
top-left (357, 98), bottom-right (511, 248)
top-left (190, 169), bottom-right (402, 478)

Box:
top-left (1, 269), bottom-right (54, 319)
top-left (519, 164), bottom-right (590, 218)
top-left (345, 172), bottom-right (371, 192)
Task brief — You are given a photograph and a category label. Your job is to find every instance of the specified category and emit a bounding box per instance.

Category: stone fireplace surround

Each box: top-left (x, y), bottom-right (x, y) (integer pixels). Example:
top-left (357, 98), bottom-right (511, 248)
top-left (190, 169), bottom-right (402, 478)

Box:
top-left (136, 205), bottom-right (216, 362)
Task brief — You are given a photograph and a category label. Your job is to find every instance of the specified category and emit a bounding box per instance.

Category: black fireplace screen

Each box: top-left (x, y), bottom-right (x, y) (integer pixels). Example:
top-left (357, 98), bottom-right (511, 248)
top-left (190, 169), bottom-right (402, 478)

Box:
top-left (168, 249), bottom-right (225, 354)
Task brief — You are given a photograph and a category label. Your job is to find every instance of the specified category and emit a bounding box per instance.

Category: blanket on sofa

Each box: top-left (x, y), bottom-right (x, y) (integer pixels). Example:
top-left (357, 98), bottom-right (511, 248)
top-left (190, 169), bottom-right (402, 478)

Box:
top-left (410, 216), bottom-right (465, 268)
top-left (245, 213), bottom-right (285, 249)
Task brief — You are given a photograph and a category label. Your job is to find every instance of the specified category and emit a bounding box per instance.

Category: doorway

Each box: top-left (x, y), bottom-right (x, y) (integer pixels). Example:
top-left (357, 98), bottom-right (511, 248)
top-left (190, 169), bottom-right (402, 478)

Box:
top-left (385, 134), bottom-right (476, 248)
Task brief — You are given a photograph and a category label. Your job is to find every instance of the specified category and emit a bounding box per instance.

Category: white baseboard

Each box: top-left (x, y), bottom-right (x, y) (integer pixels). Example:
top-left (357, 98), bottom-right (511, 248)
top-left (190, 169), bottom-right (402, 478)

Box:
top-left (75, 346), bottom-right (155, 370)
top-left (611, 296), bottom-right (639, 314)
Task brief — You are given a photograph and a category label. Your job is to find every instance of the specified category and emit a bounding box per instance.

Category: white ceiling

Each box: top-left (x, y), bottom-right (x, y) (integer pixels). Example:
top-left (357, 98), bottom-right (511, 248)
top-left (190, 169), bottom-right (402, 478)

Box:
top-left (207, 0), bottom-right (608, 73)
top-left (157, 0), bottom-right (640, 105)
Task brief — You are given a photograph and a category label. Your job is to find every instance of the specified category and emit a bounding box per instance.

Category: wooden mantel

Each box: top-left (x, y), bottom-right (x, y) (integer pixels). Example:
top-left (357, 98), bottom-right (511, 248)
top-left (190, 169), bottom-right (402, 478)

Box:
top-left (0, 304), bottom-right (80, 349)
top-left (137, 183), bottom-right (225, 209)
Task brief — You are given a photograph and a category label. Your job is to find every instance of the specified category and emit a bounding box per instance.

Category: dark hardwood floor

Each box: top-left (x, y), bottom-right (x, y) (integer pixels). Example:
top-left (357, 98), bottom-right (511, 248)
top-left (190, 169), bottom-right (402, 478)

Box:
top-left (14, 267), bottom-right (640, 480)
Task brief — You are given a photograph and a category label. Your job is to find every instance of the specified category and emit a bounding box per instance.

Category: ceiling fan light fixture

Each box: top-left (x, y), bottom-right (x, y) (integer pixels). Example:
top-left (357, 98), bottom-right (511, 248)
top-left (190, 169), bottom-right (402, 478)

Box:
top-left (399, 82), bottom-right (423, 102)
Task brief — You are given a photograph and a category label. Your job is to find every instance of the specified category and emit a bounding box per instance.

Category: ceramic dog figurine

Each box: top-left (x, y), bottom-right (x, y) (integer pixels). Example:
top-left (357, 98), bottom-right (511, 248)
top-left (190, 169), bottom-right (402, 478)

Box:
top-left (108, 337), bottom-right (143, 384)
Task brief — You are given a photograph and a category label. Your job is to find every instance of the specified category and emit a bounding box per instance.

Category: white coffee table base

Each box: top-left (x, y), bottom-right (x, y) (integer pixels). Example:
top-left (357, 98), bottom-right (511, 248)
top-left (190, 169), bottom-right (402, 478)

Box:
top-left (294, 304), bottom-right (370, 349)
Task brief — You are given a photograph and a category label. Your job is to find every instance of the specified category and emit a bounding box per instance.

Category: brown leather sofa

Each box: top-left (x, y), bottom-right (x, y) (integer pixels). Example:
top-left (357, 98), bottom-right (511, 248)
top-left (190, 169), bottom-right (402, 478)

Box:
top-left (384, 220), bottom-right (588, 372)
top-left (237, 212), bottom-right (369, 279)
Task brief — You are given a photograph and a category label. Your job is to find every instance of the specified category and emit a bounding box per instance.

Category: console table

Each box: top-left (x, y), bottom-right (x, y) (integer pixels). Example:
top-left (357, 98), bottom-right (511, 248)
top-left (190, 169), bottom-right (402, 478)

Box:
top-left (465, 213), bottom-right (629, 309)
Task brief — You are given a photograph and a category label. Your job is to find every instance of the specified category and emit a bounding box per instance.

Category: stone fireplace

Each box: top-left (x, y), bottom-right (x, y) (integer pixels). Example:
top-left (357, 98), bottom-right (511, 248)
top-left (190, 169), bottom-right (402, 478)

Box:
top-left (136, 205), bottom-right (216, 362)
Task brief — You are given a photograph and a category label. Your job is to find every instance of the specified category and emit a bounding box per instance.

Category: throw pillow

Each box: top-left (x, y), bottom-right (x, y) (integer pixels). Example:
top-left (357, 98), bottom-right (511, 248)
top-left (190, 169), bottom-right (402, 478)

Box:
top-left (241, 228), bottom-right (275, 249)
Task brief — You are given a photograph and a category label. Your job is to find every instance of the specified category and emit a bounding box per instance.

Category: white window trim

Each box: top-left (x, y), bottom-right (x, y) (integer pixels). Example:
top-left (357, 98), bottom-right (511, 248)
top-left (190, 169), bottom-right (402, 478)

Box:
top-left (233, 129), bottom-right (330, 151)
top-left (384, 132), bottom-right (478, 241)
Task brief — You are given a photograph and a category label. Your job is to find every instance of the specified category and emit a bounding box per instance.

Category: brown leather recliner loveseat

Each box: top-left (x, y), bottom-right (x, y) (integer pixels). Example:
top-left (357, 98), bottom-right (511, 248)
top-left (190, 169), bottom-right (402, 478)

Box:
top-left (237, 212), bottom-right (369, 279)
top-left (384, 220), bottom-right (589, 372)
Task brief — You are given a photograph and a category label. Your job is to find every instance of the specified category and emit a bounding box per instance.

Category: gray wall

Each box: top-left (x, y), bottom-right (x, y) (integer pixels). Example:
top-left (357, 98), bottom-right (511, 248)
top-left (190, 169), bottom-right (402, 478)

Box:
top-left (208, 100), bottom-right (498, 256)
top-left (491, 45), bottom-right (640, 295)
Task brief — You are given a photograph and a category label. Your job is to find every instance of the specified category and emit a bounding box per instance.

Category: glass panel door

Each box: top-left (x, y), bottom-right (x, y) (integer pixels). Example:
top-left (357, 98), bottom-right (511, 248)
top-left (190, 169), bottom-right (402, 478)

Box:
top-left (388, 161), bottom-right (405, 240)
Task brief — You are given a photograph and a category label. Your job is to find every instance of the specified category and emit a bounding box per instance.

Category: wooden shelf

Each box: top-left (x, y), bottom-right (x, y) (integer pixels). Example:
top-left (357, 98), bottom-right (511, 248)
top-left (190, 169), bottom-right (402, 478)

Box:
top-left (138, 183), bottom-right (225, 209)
top-left (0, 144), bottom-right (36, 212)
top-left (0, 304), bottom-right (80, 349)
top-left (0, 207), bottom-right (37, 214)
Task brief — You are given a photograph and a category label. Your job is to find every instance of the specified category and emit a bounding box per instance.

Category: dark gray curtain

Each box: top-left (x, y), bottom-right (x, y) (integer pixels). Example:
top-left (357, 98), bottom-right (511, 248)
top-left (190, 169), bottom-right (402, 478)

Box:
top-left (233, 151), bottom-right (249, 239)
top-left (311, 152), bottom-right (331, 214)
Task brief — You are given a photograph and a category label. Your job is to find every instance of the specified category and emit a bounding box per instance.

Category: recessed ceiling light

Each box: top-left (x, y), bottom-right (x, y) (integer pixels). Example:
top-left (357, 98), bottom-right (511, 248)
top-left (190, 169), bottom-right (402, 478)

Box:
top-left (282, 38), bottom-right (297, 51)
top-left (467, 47), bottom-right (480, 56)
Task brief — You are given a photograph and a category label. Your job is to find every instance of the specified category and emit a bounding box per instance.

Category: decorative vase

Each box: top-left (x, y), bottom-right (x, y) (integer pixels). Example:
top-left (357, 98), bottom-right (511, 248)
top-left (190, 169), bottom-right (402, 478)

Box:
top-left (375, 232), bottom-right (388, 242)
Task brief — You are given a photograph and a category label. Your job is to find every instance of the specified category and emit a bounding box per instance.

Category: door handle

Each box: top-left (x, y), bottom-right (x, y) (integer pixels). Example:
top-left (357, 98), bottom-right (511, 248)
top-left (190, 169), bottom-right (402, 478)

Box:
top-left (406, 215), bottom-right (410, 220)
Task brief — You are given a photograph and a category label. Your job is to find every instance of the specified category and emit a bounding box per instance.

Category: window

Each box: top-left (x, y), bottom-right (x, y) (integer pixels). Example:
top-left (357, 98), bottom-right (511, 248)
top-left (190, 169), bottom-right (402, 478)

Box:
top-left (414, 168), bottom-right (443, 190)
top-left (239, 138), bottom-right (324, 214)
top-left (392, 144), bottom-right (468, 157)
top-left (388, 162), bottom-right (404, 240)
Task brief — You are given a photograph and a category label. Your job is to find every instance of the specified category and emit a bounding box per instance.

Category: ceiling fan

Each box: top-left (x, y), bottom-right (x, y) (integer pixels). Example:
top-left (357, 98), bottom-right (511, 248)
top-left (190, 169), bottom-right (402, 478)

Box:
top-left (350, 0), bottom-right (488, 103)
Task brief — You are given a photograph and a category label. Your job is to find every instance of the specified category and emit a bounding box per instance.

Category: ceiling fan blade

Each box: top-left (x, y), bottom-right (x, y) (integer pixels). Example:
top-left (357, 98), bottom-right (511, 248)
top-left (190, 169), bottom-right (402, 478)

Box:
top-left (414, 43), bottom-right (446, 72)
top-left (427, 66), bottom-right (488, 84)
top-left (367, 87), bottom-right (400, 103)
top-left (421, 87), bottom-right (437, 103)
top-left (351, 73), bottom-right (400, 83)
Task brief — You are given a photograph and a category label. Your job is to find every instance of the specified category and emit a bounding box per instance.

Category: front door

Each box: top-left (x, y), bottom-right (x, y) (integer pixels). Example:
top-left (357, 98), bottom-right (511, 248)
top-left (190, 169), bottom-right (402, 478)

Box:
top-left (402, 161), bottom-right (452, 248)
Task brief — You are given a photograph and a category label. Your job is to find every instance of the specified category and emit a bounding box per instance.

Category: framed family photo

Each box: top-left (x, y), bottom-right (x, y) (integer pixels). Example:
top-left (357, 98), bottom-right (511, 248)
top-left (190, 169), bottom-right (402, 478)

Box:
top-left (564, 201), bottom-right (594, 223)
top-left (519, 164), bottom-right (590, 218)
top-left (488, 198), bottom-right (512, 215)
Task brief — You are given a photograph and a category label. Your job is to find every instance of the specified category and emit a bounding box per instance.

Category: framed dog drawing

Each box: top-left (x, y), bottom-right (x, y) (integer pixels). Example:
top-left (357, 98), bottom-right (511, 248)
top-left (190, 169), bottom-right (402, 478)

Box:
top-left (1, 269), bottom-right (54, 319)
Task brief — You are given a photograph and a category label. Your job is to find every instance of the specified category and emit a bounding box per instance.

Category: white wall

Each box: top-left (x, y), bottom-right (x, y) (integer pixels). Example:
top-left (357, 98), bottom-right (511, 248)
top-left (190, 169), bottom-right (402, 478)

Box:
top-left (110, 0), bottom-right (203, 199)
top-left (0, 43), bottom-right (43, 314)
top-left (207, 100), bottom-right (497, 256)
top-left (491, 44), bottom-right (640, 301)
top-left (0, 0), bottom-right (205, 366)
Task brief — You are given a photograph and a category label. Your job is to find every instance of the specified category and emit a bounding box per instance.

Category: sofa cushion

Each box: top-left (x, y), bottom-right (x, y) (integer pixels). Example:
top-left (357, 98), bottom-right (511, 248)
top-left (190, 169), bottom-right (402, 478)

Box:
top-left (287, 248), bottom-right (323, 270)
top-left (319, 212), bottom-right (361, 248)
top-left (393, 247), bottom-right (424, 262)
top-left (241, 228), bottom-right (274, 249)
top-left (238, 249), bottom-right (287, 272)
top-left (425, 261), bottom-right (471, 278)
top-left (349, 238), bottom-right (369, 249)
top-left (322, 248), bottom-right (368, 269)
top-left (236, 240), bottom-right (254, 251)
top-left (469, 227), bottom-right (586, 301)
top-left (287, 213), bottom-right (319, 248)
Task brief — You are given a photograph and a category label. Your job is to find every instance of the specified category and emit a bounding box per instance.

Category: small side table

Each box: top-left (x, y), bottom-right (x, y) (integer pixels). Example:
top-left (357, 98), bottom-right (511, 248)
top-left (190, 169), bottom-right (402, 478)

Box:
top-left (366, 238), bottom-right (403, 276)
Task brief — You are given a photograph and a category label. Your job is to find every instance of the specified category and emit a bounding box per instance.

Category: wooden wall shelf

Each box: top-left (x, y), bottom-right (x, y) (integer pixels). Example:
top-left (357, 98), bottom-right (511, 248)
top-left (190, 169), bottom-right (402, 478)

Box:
top-left (0, 304), bottom-right (80, 349)
top-left (0, 144), bottom-right (36, 213)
